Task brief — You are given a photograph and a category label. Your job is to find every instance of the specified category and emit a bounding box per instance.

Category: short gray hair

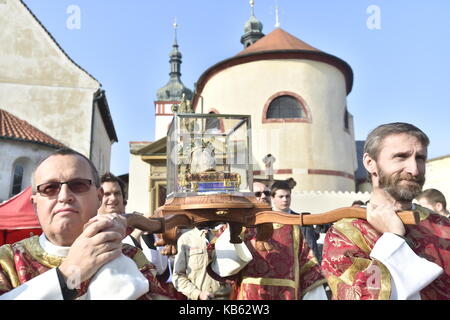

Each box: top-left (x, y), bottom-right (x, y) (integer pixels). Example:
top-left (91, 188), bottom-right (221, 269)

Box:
top-left (31, 148), bottom-right (100, 194)
top-left (364, 122), bottom-right (429, 161)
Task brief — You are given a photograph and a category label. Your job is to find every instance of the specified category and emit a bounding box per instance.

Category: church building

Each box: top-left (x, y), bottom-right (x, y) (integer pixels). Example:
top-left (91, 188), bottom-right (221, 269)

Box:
top-left (192, 7), bottom-right (357, 193)
top-left (0, 0), bottom-right (118, 201)
top-left (127, 2), bottom-right (361, 215)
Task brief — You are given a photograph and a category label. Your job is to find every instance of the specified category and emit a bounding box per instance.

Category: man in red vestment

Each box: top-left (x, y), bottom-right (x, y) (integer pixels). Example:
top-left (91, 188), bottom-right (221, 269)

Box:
top-left (321, 122), bottom-right (450, 300)
top-left (0, 148), bottom-right (169, 300)
top-left (98, 171), bottom-right (183, 299)
top-left (229, 181), bottom-right (327, 300)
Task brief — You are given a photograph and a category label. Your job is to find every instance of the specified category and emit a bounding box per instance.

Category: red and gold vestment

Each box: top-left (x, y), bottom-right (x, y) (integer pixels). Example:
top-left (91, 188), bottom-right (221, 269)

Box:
top-left (0, 236), bottom-right (170, 299)
top-left (236, 224), bottom-right (326, 300)
top-left (321, 206), bottom-right (450, 300)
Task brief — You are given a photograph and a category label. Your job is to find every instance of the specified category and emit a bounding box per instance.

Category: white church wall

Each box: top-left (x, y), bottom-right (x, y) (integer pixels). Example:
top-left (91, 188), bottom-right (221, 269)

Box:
top-left (290, 191), bottom-right (371, 214)
top-left (126, 153), bottom-right (151, 214)
top-left (199, 59), bottom-right (357, 193)
top-left (423, 156), bottom-right (450, 203)
top-left (0, 140), bottom-right (54, 202)
top-left (0, 0), bottom-right (103, 158)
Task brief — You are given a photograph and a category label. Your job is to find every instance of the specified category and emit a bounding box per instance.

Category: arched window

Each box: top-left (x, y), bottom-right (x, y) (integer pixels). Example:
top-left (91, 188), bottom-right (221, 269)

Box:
top-left (11, 164), bottom-right (24, 197)
top-left (263, 92), bottom-right (310, 124)
top-left (205, 111), bottom-right (220, 132)
top-left (267, 95), bottom-right (303, 119)
top-left (205, 110), bottom-right (224, 134)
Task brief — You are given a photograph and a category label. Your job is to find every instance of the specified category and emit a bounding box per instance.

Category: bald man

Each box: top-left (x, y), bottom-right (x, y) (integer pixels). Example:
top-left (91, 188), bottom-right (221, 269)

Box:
top-left (0, 148), bottom-right (168, 300)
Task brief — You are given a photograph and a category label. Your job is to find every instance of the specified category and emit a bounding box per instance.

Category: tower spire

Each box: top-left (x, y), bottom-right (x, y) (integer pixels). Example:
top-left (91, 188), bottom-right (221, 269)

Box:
top-left (240, 0), bottom-right (264, 48)
top-left (169, 18), bottom-right (182, 80)
top-left (154, 20), bottom-right (193, 140)
top-left (156, 21), bottom-right (193, 102)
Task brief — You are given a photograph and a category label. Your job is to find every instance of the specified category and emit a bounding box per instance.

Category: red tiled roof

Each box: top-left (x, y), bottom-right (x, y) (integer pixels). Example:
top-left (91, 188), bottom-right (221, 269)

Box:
top-left (236, 28), bottom-right (321, 56)
top-left (192, 28), bottom-right (354, 109)
top-left (0, 109), bottom-right (65, 148)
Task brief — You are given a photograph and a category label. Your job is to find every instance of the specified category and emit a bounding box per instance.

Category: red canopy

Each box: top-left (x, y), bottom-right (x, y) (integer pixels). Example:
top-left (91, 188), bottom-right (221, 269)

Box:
top-left (0, 187), bottom-right (40, 230)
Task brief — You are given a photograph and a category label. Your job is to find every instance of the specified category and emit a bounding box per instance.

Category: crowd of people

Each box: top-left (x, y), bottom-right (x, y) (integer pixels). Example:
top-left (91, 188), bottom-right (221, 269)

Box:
top-left (0, 122), bottom-right (449, 300)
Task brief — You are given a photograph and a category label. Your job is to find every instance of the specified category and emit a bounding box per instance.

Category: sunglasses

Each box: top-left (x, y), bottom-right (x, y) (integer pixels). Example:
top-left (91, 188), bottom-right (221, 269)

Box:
top-left (255, 191), bottom-right (270, 197)
top-left (36, 179), bottom-right (93, 197)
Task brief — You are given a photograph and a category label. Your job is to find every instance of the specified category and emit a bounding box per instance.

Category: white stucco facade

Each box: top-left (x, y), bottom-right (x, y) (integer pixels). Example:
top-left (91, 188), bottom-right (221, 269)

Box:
top-left (126, 153), bottom-right (151, 214)
top-left (197, 59), bottom-right (357, 192)
top-left (154, 113), bottom-right (174, 141)
top-left (0, 140), bottom-right (55, 202)
top-left (0, 0), bottom-right (114, 168)
top-left (423, 155), bottom-right (450, 203)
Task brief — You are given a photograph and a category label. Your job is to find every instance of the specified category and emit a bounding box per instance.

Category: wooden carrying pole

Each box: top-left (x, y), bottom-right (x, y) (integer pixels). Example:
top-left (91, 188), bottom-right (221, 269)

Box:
top-left (251, 206), bottom-right (420, 226)
top-left (125, 206), bottom-right (420, 234)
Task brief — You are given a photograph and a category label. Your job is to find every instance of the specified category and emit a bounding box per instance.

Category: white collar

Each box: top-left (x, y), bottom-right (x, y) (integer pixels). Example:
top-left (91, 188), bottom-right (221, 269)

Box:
top-left (271, 206), bottom-right (291, 214)
top-left (39, 233), bottom-right (70, 257)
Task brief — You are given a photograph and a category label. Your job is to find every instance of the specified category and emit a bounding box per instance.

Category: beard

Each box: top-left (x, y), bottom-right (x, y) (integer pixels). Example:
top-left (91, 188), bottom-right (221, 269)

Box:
top-left (378, 169), bottom-right (425, 202)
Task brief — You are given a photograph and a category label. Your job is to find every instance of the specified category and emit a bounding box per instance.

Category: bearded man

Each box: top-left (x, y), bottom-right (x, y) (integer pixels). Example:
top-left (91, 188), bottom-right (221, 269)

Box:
top-left (321, 122), bottom-right (450, 300)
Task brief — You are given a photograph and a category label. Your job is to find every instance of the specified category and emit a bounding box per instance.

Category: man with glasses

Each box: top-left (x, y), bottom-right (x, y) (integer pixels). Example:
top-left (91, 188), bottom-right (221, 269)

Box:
top-left (253, 181), bottom-right (271, 205)
top-left (0, 148), bottom-right (169, 299)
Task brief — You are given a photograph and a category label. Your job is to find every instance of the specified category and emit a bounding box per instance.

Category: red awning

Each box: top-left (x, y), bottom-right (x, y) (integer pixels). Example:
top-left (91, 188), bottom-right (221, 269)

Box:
top-left (0, 187), bottom-right (41, 230)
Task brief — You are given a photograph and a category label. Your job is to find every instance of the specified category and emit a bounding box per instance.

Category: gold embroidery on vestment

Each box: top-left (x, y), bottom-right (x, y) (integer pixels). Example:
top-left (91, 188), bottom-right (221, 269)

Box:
top-left (22, 236), bottom-right (64, 268)
top-left (0, 244), bottom-right (19, 288)
top-left (333, 218), bottom-right (391, 299)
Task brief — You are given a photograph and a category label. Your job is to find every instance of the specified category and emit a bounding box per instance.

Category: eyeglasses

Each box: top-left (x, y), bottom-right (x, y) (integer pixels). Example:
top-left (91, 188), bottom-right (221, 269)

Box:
top-left (255, 191), bottom-right (270, 197)
top-left (36, 179), bottom-right (93, 197)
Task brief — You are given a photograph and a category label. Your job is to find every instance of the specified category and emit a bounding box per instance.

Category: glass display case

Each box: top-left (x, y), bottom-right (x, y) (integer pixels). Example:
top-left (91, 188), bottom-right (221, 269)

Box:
top-left (166, 113), bottom-right (253, 198)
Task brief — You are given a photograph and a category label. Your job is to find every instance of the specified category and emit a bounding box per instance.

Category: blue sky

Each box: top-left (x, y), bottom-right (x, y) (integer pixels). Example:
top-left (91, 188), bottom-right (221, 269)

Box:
top-left (23, 0), bottom-right (450, 175)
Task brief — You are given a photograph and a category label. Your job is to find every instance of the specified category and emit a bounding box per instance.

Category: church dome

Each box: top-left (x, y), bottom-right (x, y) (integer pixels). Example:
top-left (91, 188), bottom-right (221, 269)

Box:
top-left (156, 78), bottom-right (193, 101)
top-left (244, 14), bottom-right (263, 34)
top-left (240, 0), bottom-right (264, 48)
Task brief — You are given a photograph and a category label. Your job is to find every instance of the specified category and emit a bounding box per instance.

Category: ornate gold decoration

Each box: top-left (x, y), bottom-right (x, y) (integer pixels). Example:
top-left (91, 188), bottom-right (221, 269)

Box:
top-left (215, 210), bottom-right (229, 216)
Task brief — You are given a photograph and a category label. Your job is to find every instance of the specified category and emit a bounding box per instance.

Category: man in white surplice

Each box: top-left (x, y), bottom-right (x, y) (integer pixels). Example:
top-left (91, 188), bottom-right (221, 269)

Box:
top-left (0, 149), bottom-right (168, 300)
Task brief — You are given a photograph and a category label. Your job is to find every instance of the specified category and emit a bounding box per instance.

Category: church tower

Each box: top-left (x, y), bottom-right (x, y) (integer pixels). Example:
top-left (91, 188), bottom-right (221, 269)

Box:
top-left (154, 21), bottom-right (193, 140)
top-left (240, 0), bottom-right (264, 48)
